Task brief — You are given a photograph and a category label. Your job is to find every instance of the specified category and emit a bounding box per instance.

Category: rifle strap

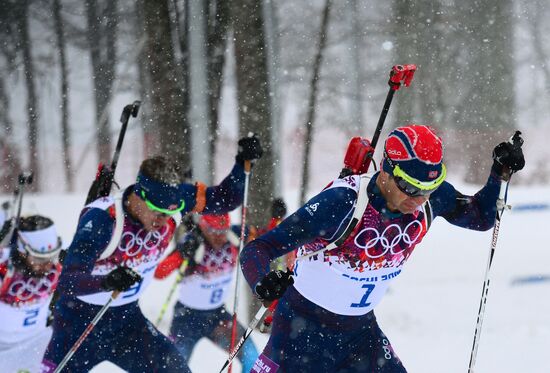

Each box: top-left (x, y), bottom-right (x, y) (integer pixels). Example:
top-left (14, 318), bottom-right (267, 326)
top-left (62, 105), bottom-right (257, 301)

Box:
top-left (298, 174), bottom-right (372, 261)
top-left (98, 192), bottom-right (125, 261)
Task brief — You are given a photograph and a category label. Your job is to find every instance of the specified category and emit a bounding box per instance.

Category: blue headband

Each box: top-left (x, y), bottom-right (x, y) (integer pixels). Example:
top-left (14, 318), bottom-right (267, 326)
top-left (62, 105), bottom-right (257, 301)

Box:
top-left (134, 172), bottom-right (185, 210)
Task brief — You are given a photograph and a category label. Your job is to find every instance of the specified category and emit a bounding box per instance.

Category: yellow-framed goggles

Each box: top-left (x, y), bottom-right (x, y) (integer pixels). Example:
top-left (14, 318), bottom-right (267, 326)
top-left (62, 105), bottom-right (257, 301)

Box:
top-left (391, 163), bottom-right (446, 197)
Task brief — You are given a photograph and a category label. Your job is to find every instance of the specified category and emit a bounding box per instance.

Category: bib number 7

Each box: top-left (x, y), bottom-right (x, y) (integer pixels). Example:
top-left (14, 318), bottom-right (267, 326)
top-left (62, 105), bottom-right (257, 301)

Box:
top-left (351, 284), bottom-right (375, 308)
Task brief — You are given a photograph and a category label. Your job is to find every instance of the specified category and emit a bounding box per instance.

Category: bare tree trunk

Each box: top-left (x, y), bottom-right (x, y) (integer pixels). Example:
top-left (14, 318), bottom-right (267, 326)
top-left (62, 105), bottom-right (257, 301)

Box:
top-left (135, 0), bottom-right (154, 158)
top-left (17, 0), bottom-right (40, 192)
top-left (86, 0), bottom-right (118, 164)
top-left (391, 0), bottom-right (417, 127)
top-left (142, 0), bottom-right (190, 166)
top-left (348, 0), bottom-right (364, 134)
top-left (206, 0), bottom-right (230, 177)
top-left (0, 77), bottom-right (21, 192)
top-left (415, 0), bottom-right (444, 127)
top-left (460, 0), bottom-right (515, 183)
top-left (262, 0), bottom-right (283, 195)
top-left (299, 0), bottom-right (331, 205)
top-left (232, 0), bottom-right (274, 228)
top-left (188, 0), bottom-right (211, 183)
top-left (531, 0), bottom-right (550, 97)
top-left (170, 0), bottom-right (191, 167)
top-left (53, 0), bottom-right (74, 192)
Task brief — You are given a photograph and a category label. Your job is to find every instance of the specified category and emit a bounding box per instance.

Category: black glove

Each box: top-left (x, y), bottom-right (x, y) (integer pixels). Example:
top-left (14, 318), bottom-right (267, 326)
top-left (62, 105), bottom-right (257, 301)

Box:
top-left (492, 131), bottom-right (525, 177)
top-left (176, 229), bottom-right (203, 266)
top-left (255, 269), bottom-right (294, 302)
top-left (101, 266), bottom-right (142, 292)
top-left (236, 134), bottom-right (263, 165)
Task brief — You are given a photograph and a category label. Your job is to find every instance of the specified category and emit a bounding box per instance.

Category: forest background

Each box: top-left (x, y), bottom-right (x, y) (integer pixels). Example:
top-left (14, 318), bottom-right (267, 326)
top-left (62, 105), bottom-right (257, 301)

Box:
top-left (1, 0), bottom-right (549, 229)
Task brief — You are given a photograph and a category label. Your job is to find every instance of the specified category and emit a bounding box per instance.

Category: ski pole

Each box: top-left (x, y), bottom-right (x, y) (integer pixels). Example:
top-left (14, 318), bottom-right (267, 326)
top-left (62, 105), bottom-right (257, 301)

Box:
top-left (85, 100), bottom-right (141, 204)
top-left (14, 172), bottom-right (33, 225)
top-left (227, 159), bottom-right (252, 373)
top-left (53, 291), bottom-right (121, 373)
top-left (220, 305), bottom-right (268, 373)
top-left (111, 101), bottom-right (141, 172)
top-left (259, 300), bottom-right (278, 333)
top-left (467, 131), bottom-right (523, 373)
top-left (299, 65), bottom-right (418, 260)
top-left (0, 172), bottom-right (33, 245)
top-left (155, 259), bottom-right (189, 327)
top-left (365, 64), bottom-right (416, 170)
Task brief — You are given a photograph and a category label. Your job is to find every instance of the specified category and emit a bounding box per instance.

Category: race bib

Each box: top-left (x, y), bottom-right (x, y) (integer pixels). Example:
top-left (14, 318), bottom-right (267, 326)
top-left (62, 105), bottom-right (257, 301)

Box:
top-left (0, 300), bottom-right (51, 343)
top-left (179, 272), bottom-right (233, 310)
top-left (77, 261), bottom-right (158, 307)
top-left (293, 258), bottom-right (402, 316)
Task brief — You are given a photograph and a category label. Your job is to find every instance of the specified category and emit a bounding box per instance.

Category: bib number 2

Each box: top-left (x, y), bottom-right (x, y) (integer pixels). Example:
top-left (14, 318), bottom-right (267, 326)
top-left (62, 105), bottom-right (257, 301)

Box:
top-left (351, 284), bottom-right (375, 308)
top-left (23, 308), bottom-right (40, 326)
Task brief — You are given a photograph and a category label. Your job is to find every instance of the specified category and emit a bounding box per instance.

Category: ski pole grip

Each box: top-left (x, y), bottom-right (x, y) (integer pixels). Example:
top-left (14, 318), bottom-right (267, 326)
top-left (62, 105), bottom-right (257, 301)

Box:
top-left (130, 100), bottom-right (141, 117)
top-left (510, 130), bottom-right (523, 149)
top-left (18, 172), bottom-right (33, 186)
top-left (120, 100), bottom-right (141, 124)
top-left (389, 64), bottom-right (417, 91)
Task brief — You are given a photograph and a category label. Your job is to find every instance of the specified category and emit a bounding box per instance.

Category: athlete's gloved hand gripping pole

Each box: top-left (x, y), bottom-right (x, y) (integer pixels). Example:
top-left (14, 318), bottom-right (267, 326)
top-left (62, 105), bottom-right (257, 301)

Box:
top-left (220, 66), bottom-right (417, 373)
top-left (53, 267), bottom-right (142, 373)
top-left (468, 131), bottom-right (525, 373)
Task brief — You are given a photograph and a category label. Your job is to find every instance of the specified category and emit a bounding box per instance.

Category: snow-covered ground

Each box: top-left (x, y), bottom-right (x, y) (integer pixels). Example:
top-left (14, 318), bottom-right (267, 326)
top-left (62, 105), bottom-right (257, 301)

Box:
top-left (7, 182), bottom-right (549, 373)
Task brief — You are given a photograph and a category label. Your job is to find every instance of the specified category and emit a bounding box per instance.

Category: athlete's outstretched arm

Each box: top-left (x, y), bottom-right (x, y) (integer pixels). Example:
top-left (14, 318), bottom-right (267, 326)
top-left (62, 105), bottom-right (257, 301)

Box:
top-left (203, 163), bottom-right (246, 214)
top-left (56, 208), bottom-right (113, 297)
top-left (240, 187), bottom-right (357, 289)
top-left (176, 163), bottom-right (246, 215)
top-left (431, 167), bottom-right (502, 231)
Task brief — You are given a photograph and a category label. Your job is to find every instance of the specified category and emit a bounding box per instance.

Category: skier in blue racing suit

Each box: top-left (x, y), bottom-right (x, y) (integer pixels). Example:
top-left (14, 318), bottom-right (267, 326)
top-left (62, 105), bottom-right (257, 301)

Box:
top-left (155, 213), bottom-right (259, 372)
top-left (240, 125), bottom-right (525, 373)
top-left (41, 135), bottom-right (263, 373)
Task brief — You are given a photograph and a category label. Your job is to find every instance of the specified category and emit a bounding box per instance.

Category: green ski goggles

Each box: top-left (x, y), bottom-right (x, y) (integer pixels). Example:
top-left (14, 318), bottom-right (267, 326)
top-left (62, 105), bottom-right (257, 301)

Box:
top-left (140, 190), bottom-right (186, 215)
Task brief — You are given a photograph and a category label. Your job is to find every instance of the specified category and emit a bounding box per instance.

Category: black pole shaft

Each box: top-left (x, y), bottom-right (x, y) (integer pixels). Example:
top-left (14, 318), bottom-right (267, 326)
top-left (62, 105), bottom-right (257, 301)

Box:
top-left (111, 101), bottom-right (140, 173)
top-left (110, 108), bottom-right (131, 173)
top-left (370, 87), bottom-right (396, 150)
top-left (13, 173), bottom-right (32, 234)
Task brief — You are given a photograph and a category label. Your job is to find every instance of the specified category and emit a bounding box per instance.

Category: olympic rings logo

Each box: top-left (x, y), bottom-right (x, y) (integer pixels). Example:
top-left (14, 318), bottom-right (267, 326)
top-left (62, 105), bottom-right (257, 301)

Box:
top-left (354, 220), bottom-right (423, 259)
top-left (8, 270), bottom-right (58, 301)
top-left (118, 226), bottom-right (169, 257)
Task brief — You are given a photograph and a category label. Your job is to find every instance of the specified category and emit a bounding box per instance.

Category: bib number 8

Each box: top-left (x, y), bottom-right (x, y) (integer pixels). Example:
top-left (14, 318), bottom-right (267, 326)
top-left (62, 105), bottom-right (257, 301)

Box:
top-left (210, 288), bottom-right (224, 304)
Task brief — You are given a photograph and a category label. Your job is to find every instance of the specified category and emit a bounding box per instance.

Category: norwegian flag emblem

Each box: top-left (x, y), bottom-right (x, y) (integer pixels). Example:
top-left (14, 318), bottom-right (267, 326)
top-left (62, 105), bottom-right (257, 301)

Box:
top-left (428, 170), bottom-right (439, 179)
